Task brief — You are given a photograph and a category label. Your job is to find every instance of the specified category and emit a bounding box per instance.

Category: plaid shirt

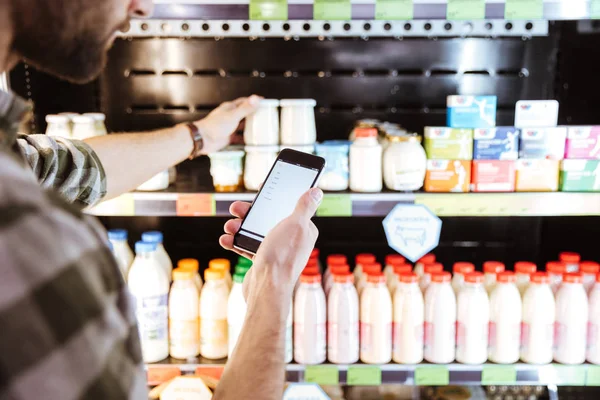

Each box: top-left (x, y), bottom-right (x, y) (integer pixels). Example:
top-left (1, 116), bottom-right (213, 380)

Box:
top-left (0, 91), bottom-right (147, 399)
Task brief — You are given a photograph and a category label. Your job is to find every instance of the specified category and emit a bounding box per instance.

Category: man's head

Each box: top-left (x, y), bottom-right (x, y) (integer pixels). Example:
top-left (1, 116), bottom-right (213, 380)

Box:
top-left (10, 0), bottom-right (153, 84)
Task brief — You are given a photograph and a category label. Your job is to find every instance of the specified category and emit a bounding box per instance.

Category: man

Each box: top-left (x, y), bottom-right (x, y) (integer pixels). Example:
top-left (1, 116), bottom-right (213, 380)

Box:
top-left (0, 1), bottom-right (323, 400)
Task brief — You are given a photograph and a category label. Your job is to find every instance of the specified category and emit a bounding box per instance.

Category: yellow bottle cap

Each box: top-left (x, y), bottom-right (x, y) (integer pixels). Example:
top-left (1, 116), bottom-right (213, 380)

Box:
top-left (205, 269), bottom-right (224, 281)
top-left (173, 268), bottom-right (194, 281)
top-left (209, 258), bottom-right (231, 272)
top-left (178, 258), bottom-right (199, 272)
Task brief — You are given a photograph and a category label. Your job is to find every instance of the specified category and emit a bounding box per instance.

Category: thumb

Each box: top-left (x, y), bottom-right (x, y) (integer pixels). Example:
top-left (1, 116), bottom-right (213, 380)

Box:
top-left (232, 95), bottom-right (261, 120)
top-left (293, 188), bottom-right (323, 220)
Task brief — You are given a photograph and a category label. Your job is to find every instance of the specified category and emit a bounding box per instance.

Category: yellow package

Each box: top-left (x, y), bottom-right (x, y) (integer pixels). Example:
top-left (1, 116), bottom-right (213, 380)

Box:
top-left (425, 160), bottom-right (471, 193)
top-left (515, 159), bottom-right (559, 192)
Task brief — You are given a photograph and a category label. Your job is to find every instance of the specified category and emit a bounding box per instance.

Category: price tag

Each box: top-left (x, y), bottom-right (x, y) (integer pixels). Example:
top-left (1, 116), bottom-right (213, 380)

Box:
top-left (504, 0), bottom-right (543, 20)
top-left (482, 366), bottom-right (517, 385)
top-left (316, 194), bottom-right (352, 217)
top-left (553, 365), bottom-right (587, 386)
top-left (347, 366), bottom-right (382, 386)
top-left (305, 365), bottom-right (339, 385)
top-left (587, 366), bottom-right (600, 386)
top-left (88, 193), bottom-right (135, 216)
top-left (375, 0), bottom-right (413, 20)
top-left (414, 366), bottom-right (449, 386)
top-left (176, 194), bottom-right (215, 216)
top-left (447, 0), bottom-right (485, 20)
top-left (250, 0), bottom-right (288, 20)
top-left (313, 0), bottom-right (351, 20)
top-left (195, 366), bottom-right (224, 380)
top-left (147, 366), bottom-right (181, 386)
top-left (592, 0), bottom-right (600, 19)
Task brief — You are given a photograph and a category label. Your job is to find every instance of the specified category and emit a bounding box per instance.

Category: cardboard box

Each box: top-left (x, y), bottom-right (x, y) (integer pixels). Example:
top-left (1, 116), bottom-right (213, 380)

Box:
top-left (447, 95), bottom-right (497, 128)
top-left (519, 127), bottom-right (567, 160)
top-left (565, 126), bottom-right (600, 159)
top-left (471, 160), bottom-right (516, 192)
top-left (559, 160), bottom-right (600, 192)
top-left (473, 127), bottom-right (520, 160)
top-left (515, 159), bottom-right (560, 192)
top-left (425, 160), bottom-right (471, 193)
top-left (514, 100), bottom-right (559, 128)
top-left (424, 127), bottom-right (473, 160)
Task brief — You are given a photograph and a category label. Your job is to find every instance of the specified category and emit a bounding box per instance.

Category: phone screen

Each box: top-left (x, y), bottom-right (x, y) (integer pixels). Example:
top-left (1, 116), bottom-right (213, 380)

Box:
top-left (237, 159), bottom-right (321, 244)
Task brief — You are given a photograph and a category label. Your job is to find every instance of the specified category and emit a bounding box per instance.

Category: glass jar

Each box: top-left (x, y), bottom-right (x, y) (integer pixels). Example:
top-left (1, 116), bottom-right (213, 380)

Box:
top-left (137, 170), bottom-right (170, 191)
top-left (279, 144), bottom-right (315, 154)
top-left (45, 115), bottom-right (71, 138)
top-left (383, 134), bottom-right (427, 191)
top-left (280, 99), bottom-right (317, 145)
top-left (350, 128), bottom-right (382, 193)
top-left (244, 146), bottom-right (279, 191)
top-left (59, 112), bottom-right (79, 133)
top-left (208, 150), bottom-right (245, 192)
top-left (72, 115), bottom-right (96, 140)
top-left (315, 141), bottom-right (350, 191)
top-left (244, 99), bottom-right (279, 145)
top-left (83, 113), bottom-right (108, 136)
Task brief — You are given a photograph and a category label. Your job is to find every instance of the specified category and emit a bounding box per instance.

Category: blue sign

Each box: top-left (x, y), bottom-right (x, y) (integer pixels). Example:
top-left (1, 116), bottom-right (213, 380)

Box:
top-left (382, 204), bottom-right (442, 263)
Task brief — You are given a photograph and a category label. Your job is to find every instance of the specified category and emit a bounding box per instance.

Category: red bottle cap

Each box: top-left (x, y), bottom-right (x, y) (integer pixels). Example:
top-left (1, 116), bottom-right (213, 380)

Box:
top-left (301, 272), bottom-right (321, 284)
top-left (334, 272), bottom-right (354, 284)
top-left (580, 261), bottom-right (600, 275)
top-left (546, 261), bottom-right (567, 275)
top-left (356, 253), bottom-right (376, 265)
top-left (394, 264), bottom-right (412, 275)
top-left (367, 272), bottom-right (386, 283)
top-left (355, 127), bottom-right (378, 138)
top-left (399, 273), bottom-right (419, 283)
top-left (465, 272), bottom-right (484, 284)
top-left (327, 254), bottom-right (347, 266)
top-left (497, 271), bottom-right (517, 283)
top-left (310, 248), bottom-right (320, 259)
top-left (424, 262), bottom-right (443, 274)
top-left (515, 261), bottom-right (537, 275)
top-left (432, 271), bottom-right (451, 283)
top-left (563, 272), bottom-right (583, 284)
top-left (386, 254), bottom-right (406, 266)
top-left (531, 272), bottom-right (550, 284)
top-left (363, 263), bottom-right (382, 276)
top-left (418, 254), bottom-right (436, 264)
top-left (484, 261), bottom-right (505, 274)
top-left (331, 264), bottom-right (350, 275)
top-left (453, 262), bottom-right (475, 275)
top-left (559, 252), bottom-right (581, 263)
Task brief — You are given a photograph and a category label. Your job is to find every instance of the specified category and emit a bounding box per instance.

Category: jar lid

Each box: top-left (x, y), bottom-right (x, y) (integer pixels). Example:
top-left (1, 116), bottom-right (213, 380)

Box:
top-left (83, 113), bottom-right (106, 121)
top-left (280, 145), bottom-right (315, 153)
top-left (315, 141), bottom-right (351, 153)
top-left (355, 127), bottom-right (378, 138)
top-left (258, 99), bottom-right (280, 107)
top-left (484, 261), bottom-right (505, 274)
top-left (72, 115), bottom-right (95, 124)
top-left (515, 261), bottom-right (537, 274)
top-left (280, 99), bottom-right (316, 107)
top-left (245, 145), bottom-right (280, 153)
top-left (388, 133), bottom-right (422, 143)
top-left (208, 150), bottom-right (245, 159)
top-left (46, 115), bottom-right (69, 123)
top-left (559, 252), bottom-right (581, 263)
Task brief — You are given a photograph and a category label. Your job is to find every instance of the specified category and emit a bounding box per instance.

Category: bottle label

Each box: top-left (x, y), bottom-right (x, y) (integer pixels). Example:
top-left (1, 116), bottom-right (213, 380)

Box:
top-left (170, 319), bottom-right (199, 354)
top-left (200, 318), bottom-right (228, 348)
top-left (135, 294), bottom-right (168, 341)
top-left (393, 322), bottom-right (423, 352)
top-left (328, 321), bottom-right (359, 357)
top-left (423, 321), bottom-right (433, 352)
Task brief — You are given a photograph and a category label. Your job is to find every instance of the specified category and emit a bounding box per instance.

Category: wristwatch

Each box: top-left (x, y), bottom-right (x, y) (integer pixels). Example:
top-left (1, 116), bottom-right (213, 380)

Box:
top-left (186, 122), bottom-right (204, 160)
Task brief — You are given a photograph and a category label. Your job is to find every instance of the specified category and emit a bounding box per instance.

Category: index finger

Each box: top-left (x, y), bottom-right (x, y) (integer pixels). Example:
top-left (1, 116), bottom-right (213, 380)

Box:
top-left (230, 201), bottom-right (251, 219)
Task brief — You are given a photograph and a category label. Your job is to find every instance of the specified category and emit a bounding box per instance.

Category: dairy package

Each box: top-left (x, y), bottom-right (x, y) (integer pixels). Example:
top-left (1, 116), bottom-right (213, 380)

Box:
top-left (424, 160), bottom-right (471, 193)
top-left (519, 127), bottom-right (567, 160)
top-left (424, 127), bottom-right (473, 160)
top-left (559, 160), bottom-right (600, 192)
top-left (473, 127), bottom-right (520, 160)
top-left (514, 100), bottom-right (559, 128)
top-left (447, 95), bottom-right (497, 128)
top-left (515, 159), bottom-right (560, 192)
top-left (565, 126), bottom-right (600, 159)
top-left (471, 160), bottom-right (516, 192)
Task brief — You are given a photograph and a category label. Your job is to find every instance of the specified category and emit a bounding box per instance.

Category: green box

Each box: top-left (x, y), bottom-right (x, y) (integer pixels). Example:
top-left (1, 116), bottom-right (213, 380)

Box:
top-left (559, 160), bottom-right (600, 192)
top-left (424, 127), bottom-right (473, 160)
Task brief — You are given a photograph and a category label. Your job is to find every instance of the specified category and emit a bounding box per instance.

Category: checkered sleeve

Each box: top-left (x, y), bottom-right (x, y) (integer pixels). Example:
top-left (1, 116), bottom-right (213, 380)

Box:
top-left (16, 134), bottom-right (107, 208)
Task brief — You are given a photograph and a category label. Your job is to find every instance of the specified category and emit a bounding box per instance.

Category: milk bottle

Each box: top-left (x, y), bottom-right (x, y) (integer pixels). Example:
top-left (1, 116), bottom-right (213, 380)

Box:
top-left (356, 263), bottom-right (382, 297)
top-left (420, 262), bottom-right (443, 293)
top-left (128, 241), bottom-right (170, 363)
top-left (328, 272), bottom-right (359, 364)
top-left (285, 304), bottom-right (293, 363)
top-left (451, 262), bottom-right (475, 296)
top-left (108, 229), bottom-right (133, 280)
top-left (424, 272), bottom-right (456, 364)
top-left (141, 231), bottom-right (173, 282)
top-left (587, 275), bottom-right (600, 365)
top-left (354, 253), bottom-right (376, 283)
top-left (489, 272), bottom-right (521, 364)
top-left (384, 254), bottom-right (406, 282)
top-left (227, 272), bottom-right (247, 357)
top-left (199, 269), bottom-right (229, 359)
top-left (521, 272), bottom-right (555, 364)
top-left (515, 261), bottom-right (537, 297)
top-left (393, 273), bottom-right (424, 364)
top-left (554, 272), bottom-right (588, 364)
top-left (456, 272), bottom-right (489, 364)
top-left (178, 258), bottom-right (203, 292)
top-left (324, 254), bottom-right (347, 288)
top-left (294, 273), bottom-right (326, 364)
top-left (360, 272), bottom-right (392, 364)
top-left (209, 258), bottom-right (233, 290)
top-left (483, 261), bottom-right (505, 295)
top-left (324, 264), bottom-right (350, 296)
top-left (580, 261), bottom-right (600, 293)
top-left (559, 251), bottom-right (580, 273)
top-left (414, 253), bottom-right (436, 278)
top-left (169, 269), bottom-right (200, 359)
top-left (546, 261), bottom-right (567, 295)
top-left (388, 263), bottom-right (412, 295)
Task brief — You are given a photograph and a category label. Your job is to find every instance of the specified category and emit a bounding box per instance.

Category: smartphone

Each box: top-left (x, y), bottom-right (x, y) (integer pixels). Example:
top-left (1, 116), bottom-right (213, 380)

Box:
top-left (233, 148), bottom-right (326, 255)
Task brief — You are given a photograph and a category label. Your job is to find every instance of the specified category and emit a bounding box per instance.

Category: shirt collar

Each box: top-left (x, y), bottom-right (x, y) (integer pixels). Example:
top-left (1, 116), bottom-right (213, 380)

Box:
top-left (0, 90), bottom-right (32, 148)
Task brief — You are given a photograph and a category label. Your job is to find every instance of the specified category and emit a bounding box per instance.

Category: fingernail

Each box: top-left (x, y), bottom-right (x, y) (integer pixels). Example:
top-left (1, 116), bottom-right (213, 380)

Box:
top-left (310, 188), bottom-right (323, 204)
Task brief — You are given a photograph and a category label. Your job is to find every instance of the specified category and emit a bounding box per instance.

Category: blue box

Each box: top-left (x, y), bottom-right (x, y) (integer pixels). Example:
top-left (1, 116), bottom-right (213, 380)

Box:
top-left (473, 127), bottom-right (520, 160)
top-left (447, 95), bottom-right (497, 128)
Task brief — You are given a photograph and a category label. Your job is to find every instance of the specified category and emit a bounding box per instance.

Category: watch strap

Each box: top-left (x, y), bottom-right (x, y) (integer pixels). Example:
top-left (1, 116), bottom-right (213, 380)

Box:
top-left (186, 122), bottom-right (204, 160)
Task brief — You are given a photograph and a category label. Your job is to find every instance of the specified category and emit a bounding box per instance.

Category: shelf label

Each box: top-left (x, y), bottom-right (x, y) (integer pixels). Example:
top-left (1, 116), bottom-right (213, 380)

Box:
top-left (587, 366), bottom-right (600, 386)
top-left (504, 0), bottom-right (543, 20)
top-left (305, 365), bottom-right (339, 385)
top-left (347, 366), bottom-right (382, 386)
top-left (284, 383), bottom-right (331, 400)
top-left (482, 365), bottom-right (517, 385)
top-left (382, 204), bottom-right (442, 263)
top-left (592, 0), bottom-right (600, 19)
top-left (195, 366), bottom-right (224, 380)
top-left (250, 0), bottom-right (288, 20)
top-left (88, 193), bottom-right (135, 216)
top-left (375, 0), bottom-right (413, 20)
top-left (314, 0), bottom-right (351, 20)
top-left (447, 0), bottom-right (485, 20)
top-left (316, 194), bottom-right (352, 217)
top-left (553, 365), bottom-right (587, 386)
top-left (147, 366), bottom-right (181, 386)
top-left (177, 194), bottom-right (215, 216)
top-left (414, 366), bottom-right (449, 386)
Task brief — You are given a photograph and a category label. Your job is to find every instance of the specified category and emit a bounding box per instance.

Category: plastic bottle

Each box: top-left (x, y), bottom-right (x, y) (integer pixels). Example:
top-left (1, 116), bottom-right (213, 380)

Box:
top-left (456, 272), bottom-right (489, 364)
top-left (515, 261), bottom-right (537, 297)
top-left (199, 269), bottom-right (229, 359)
top-left (324, 264), bottom-right (350, 296)
top-left (356, 263), bottom-right (382, 297)
top-left (424, 272), bottom-right (456, 364)
top-left (483, 261), bottom-right (505, 295)
top-left (521, 272), bottom-right (555, 364)
top-left (227, 272), bottom-right (247, 357)
top-left (420, 262), bottom-right (443, 293)
top-left (295, 259), bottom-right (319, 296)
top-left (324, 254), bottom-right (347, 288)
top-left (384, 254), bottom-right (406, 282)
top-left (587, 275), bottom-right (600, 365)
top-left (393, 273), bottom-right (424, 364)
top-left (328, 272), bottom-right (359, 364)
top-left (294, 273), bottom-right (326, 364)
top-left (209, 259), bottom-right (232, 290)
top-left (237, 256), bottom-right (253, 268)
top-left (128, 241), bottom-right (170, 363)
top-left (360, 272), bottom-right (392, 364)
top-left (388, 263), bottom-right (412, 295)
top-left (451, 262), bottom-right (475, 296)
top-left (580, 261), bottom-right (600, 293)
top-left (178, 258), bottom-right (203, 292)
top-left (285, 303), bottom-right (293, 363)
top-left (354, 253), bottom-right (376, 283)
top-left (414, 253), bottom-right (436, 278)
top-left (554, 272), bottom-right (588, 364)
top-left (546, 261), bottom-right (567, 295)
top-left (235, 263), bottom-right (251, 276)
top-left (489, 271), bottom-right (521, 364)
top-left (108, 229), bottom-right (134, 281)
top-left (559, 251), bottom-right (581, 273)
top-left (141, 231), bottom-right (173, 282)
top-left (169, 269), bottom-right (200, 359)
top-left (350, 127), bottom-right (383, 193)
